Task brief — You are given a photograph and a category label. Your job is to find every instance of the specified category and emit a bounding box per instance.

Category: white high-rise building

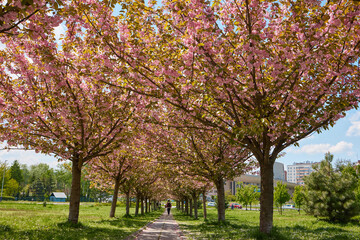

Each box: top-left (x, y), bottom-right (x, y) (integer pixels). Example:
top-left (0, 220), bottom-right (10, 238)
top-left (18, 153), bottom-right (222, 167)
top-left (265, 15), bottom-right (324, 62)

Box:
top-left (287, 161), bottom-right (319, 185)
top-left (274, 162), bottom-right (285, 181)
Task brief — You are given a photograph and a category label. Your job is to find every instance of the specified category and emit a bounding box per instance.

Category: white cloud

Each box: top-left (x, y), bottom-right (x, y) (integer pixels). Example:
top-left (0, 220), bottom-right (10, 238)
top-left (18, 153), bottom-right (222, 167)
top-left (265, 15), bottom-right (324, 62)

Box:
top-left (346, 121), bottom-right (360, 136)
top-left (349, 111), bottom-right (360, 122)
top-left (328, 141), bottom-right (353, 153)
top-left (346, 111), bottom-right (360, 136)
top-left (288, 141), bottom-right (353, 154)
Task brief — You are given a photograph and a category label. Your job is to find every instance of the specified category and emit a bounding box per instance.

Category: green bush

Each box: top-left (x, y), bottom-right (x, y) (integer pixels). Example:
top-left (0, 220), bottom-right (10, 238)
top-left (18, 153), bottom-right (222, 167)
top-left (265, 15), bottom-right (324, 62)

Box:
top-left (304, 152), bottom-right (360, 222)
top-left (0, 196), bottom-right (15, 201)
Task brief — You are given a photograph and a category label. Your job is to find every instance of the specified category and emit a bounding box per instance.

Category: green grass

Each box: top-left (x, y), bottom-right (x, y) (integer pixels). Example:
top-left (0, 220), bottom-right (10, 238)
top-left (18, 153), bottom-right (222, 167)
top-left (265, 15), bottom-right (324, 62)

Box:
top-left (173, 207), bottom-right (360, 240)
top-left (0, 201), bottom-right (163, 240)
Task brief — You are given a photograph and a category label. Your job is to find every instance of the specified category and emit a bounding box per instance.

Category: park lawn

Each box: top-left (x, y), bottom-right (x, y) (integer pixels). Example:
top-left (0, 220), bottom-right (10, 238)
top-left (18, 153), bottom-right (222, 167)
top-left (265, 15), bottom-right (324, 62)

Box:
top-left (0, 201), bottom-right (163, 240)
top-left (173, 207), bottom-right (360, 240)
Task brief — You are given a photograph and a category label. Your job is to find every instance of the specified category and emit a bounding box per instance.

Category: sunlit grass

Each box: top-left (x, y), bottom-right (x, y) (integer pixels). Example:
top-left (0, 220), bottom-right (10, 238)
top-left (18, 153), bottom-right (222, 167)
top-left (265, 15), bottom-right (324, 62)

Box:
top-left (173, 207), bottom-right (360, 240)
top-left (0, 201), bottom-right (163, 240)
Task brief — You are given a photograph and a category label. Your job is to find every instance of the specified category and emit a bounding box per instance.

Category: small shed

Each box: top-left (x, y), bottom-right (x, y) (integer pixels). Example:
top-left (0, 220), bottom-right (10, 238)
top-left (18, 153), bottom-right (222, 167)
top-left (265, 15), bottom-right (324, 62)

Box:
top-left (50, 192), bottom-right (67, 202)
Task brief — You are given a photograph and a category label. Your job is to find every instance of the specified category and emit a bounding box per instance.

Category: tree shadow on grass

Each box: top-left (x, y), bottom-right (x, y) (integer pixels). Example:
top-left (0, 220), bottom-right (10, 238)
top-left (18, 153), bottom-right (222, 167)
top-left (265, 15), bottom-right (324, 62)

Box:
top-left (0, 222), bottom-right (133, 240)
top-left (176, 212), bottom-right (357, 240)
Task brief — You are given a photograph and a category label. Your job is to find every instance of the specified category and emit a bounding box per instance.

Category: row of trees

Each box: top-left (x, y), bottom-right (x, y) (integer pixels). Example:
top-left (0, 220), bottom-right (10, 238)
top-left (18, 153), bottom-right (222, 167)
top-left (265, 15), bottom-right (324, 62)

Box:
top-left (0, 161), bottom-right (107, 202)
top-left (0, 0), bottom-right (359, 235)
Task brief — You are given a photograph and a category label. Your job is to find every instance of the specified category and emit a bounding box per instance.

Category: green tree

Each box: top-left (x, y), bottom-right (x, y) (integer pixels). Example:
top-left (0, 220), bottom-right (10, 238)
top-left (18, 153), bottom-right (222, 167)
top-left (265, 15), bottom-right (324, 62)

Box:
top-left (10, 160), bottom-right (23, 184)
top-left (304, 152), bottom-right (359, 223)
top-left (274, 182), bottom-right (290, 215)
top-left (54, 163), bottom-right (72, 196)
top-left (9, 160), bottom-right (23, 197)
top-left (236, 183), bottom-right (260, 210)
top-left (29, 164), bottom-right (56, 196)
top-left (4, 178), bottom-right (19, 196)
top-left (31, 178), bottom-right (45, 201)
top-left (292, 185), bottom-right (305, 214)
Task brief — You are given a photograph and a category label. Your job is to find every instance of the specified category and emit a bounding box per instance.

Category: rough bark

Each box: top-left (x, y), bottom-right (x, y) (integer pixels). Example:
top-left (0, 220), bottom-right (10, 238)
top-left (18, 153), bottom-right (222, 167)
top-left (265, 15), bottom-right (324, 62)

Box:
top-left (145, 197), bottom-right (148, 213)
top-left (125, 191), bottom-right (130, 216)
top-left (192, 192), bottom-right (198, 219)
top-left (135, 195), bottom-right (140, 216)
top-left (259, 161), bottom-right (274, 234)
top-left (68, 157), bottom-right (82, 224)
top-left (202, 191), bottom-right (207, 220)
top-left (110, 179), bottom-right (121, 218)
top-left (215, 177), bottom-right (226, 222)
top-left (141, 196), bottom-right (144, 215)
top-left (190, 197), bottom-right (193, 217)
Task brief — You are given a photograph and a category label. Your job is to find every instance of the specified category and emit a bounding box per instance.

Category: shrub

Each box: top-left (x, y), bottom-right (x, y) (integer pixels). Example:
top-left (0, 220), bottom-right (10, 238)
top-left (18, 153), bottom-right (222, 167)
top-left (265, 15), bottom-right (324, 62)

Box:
top-left (0, 196), bottom-right (15, 201)
top-left (304, 152), bottom-right (360, 222)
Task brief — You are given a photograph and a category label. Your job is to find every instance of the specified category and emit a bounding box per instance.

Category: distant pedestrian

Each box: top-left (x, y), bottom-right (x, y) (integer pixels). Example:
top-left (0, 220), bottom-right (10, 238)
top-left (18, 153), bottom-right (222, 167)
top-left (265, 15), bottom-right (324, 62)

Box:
top-left (165, 200), bottom-right (172, 215)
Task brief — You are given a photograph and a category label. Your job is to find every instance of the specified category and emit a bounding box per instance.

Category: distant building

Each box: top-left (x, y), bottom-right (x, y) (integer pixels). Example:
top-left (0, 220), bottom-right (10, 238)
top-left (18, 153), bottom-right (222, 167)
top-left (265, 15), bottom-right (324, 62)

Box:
top-left (50, 192), bottom-right (67, 202)
top-left (287, 161), bottom-right (320, 185)
top-left (274, 162), bottom-right (285, 181)
top-left (225, 175), bottom-right (298, 196)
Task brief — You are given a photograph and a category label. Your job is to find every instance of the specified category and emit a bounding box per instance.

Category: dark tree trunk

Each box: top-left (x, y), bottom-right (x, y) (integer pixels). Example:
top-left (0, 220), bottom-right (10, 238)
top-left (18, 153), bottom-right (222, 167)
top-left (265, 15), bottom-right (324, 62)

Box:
top-left (141, 196), bottom-right (144, 215)
top-left (259, 161), bottom-right (274, 234)
top-left (110, 179), bottom-right (121, 218)
top-left (190, 196), bottom-right (193, 217)
top-left (181, 199), bottom-right (184, 212)
top-left (215, 177), bottom-right (226, 222)
top-left (145, 197), bottom-right (148, 213)
top-left (135, 195), bottom-right (140, 216)
top-left (125, 191), bottom-right (130, 216)
top-left (202, 191), bottom-right (207, 220)
top-left (192, 192), bottom-right (198, 219)
top-left (68, 158), bottom-right (82, 224)
top-left (185, 197), bottom-right (189, 215)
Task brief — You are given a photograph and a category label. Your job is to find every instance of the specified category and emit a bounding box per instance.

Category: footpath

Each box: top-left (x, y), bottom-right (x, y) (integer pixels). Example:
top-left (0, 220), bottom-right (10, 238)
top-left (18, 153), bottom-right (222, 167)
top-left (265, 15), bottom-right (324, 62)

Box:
top-left (128, 209), bottom-right (187, 240)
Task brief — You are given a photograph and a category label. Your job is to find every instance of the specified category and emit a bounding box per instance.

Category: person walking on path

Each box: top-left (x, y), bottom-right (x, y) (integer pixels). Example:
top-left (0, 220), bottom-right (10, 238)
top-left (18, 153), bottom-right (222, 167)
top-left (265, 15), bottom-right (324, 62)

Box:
top-left (165, 200), bottom-right (172, 215)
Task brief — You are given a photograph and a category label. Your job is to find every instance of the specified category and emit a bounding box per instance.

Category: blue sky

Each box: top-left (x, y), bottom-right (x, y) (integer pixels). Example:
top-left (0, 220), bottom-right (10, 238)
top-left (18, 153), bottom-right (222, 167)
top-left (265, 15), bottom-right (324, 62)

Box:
top-left (1, 109), bottom-right (359, 170)
top-left (277, 109), bottom-right (360, 168)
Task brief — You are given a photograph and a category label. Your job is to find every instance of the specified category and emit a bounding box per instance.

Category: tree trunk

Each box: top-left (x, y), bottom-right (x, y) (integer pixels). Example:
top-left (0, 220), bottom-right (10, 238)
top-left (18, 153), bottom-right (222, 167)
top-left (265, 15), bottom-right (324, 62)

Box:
top-left (181, 199), bottom-right (184, 212)
top-left (259, 161), bottom-right (274, 234)
top-left (68, 158), bottom-right (82, 224)
top-left (215, 177), bottom-right (226, 222)
top-left (125, 191), bottom-right (130, 216)
top-left (110, 179), bottom-right (121, 218)
top-left (192, 192), bottom-right (198, 219)
top-left (141, 196), bottom-right (144, 215)
top-left (135, 196), bottom-right (140, 216)
top-left (190, 196), bottom-right (193, 217)
top-left (145, 197), bottom-right (148, 213)
top-left (185, 197), bottom-right (189, 215)
top-left (202, 191), bottom-right (207, 220)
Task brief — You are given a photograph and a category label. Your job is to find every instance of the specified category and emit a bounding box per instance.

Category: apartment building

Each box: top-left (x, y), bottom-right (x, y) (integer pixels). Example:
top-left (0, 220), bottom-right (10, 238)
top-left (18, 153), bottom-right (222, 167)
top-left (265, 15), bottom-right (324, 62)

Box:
top-left (287, 161), bottom-right (319, 185)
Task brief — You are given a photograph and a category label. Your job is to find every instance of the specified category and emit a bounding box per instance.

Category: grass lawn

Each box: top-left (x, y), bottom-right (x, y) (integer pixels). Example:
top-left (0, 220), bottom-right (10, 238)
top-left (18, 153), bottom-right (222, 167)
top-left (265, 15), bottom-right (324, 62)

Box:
top-left (0, 201), bottom-right (163, 240)
top-left (173, 207), bottom-right (360, 240)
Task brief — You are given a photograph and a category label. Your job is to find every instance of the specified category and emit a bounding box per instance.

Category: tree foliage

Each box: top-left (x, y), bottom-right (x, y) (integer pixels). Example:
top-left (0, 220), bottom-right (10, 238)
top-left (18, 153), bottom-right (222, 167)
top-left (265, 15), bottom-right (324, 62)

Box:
top-left (274, 181), bottom-right (290, 215)
top-left (304, 152), bottom-right (360, 223)
top-left (236, 183), bottom-right (260, 210)
top-left (292, 185), bottom-right (305, 214)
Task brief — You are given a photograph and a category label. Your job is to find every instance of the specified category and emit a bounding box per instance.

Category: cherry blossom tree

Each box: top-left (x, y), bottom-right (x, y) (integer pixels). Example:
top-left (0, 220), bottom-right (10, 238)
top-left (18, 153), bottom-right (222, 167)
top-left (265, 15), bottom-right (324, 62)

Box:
top-left (71, 0), bottom-right (360, 233)
top-left (0, 14), bottom-right (146, 223)
top-left (143, 113), bottom-right (255, 221)
top-left (87, 148), bottom-right (137, 218)
top-left (0, 0), bottom-right (62, 35)
top-left (1, 0), bottom-right (359, 234)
